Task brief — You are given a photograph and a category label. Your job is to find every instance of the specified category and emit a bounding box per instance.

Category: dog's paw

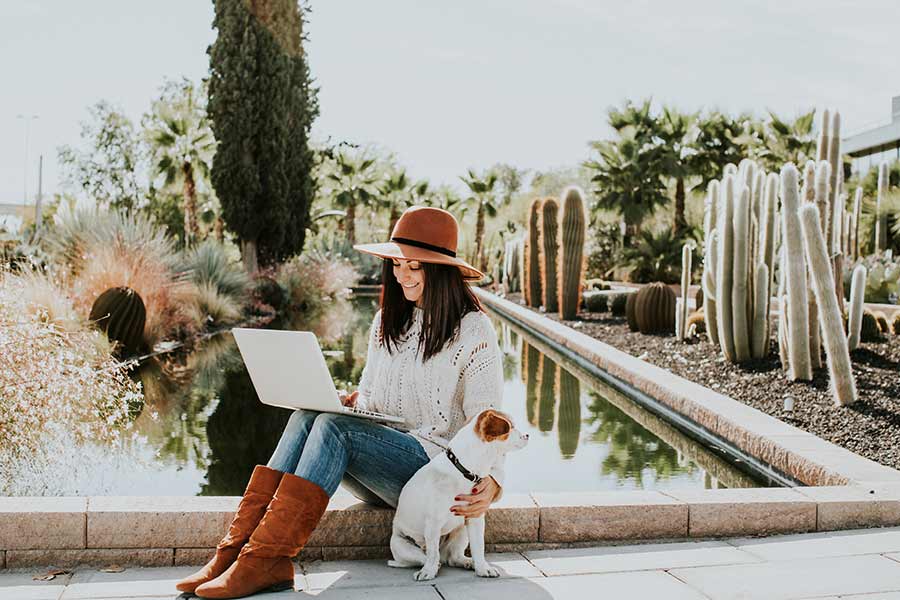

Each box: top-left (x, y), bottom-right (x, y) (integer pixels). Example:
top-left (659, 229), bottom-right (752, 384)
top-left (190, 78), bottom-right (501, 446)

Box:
top-left (475, 563), bottom-right (500, 578)
top-left (448, 556), bottom-right (473, 570)
top-left (413, 565), bottom-right (439, 581)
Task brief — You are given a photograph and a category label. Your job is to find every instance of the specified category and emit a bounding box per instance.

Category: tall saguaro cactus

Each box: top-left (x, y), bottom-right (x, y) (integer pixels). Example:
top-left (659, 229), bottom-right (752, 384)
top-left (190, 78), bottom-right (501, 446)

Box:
top-left (798, 204), bottom-right (857, 406)
top-left (557, 186), bottom-right (587, 320)
top-left (847, 264), bottom-right (867, 352)
top-left (876, 162), bottom-right (889, 251)
top-left (780, 164), bottom-right (813, 381)
top-left (524, 199), bottom-right (543, 307)
top-left (539, 197), bottom-right (560, 312)
top-left (703, 180), bottom-right (720, 346)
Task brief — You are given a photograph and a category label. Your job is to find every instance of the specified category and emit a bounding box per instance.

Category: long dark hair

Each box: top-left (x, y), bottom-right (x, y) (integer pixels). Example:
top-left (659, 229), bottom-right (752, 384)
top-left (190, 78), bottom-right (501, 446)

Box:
top-left (378, 258), bottom-right (482, 361)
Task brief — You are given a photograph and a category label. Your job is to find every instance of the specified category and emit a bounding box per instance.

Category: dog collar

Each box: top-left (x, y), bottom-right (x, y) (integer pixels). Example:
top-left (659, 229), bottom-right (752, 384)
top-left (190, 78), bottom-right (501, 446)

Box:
top-left (445, 448), bottom-right (482, 484)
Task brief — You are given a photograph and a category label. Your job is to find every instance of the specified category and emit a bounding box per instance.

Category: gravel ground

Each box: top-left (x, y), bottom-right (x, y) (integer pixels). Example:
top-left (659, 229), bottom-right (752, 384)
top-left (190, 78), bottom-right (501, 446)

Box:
top-left (505, 293), bottom-right (900, 472)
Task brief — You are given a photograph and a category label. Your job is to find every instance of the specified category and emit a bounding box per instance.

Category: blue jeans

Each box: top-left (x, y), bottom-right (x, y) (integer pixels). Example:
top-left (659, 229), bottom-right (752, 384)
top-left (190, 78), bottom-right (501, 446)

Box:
top-left (267, 410), bottom-right (429, 508)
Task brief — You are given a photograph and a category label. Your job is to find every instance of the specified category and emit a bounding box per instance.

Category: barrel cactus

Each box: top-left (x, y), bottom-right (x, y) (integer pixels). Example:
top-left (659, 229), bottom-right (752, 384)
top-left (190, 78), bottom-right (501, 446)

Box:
top-left (874, 311), bottom-right (890, 335)
top-left (610, 293), bottom-right (628, 316)
top-left (861, 309), bottom-right (882, 343)
top-left (634, 282), bottom-right (676, 334)
top-left (582, 290), bottom-right (607, 313)
top-left (625, 292), bottom-right (639, 332)
top-left (539, 197), bottom-right (560, 312)
top-left (89, 286), bottom-right (147, 355)
top-left (892, 312), bottom-right (900, 335)
top-left (557, 186), bottom-right (587, 320)
top-left (524, 199), bottom-right (543, 307)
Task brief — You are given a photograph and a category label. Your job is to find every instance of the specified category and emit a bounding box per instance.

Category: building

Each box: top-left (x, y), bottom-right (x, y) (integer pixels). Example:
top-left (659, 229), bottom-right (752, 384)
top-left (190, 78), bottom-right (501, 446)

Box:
top-left (843, 95), bottom-right (900, 176)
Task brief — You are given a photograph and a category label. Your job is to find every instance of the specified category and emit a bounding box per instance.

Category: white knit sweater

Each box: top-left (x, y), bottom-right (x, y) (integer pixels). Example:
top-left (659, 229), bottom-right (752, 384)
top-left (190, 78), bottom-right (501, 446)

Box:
top-left (356, 305), bottom-right (506, 487)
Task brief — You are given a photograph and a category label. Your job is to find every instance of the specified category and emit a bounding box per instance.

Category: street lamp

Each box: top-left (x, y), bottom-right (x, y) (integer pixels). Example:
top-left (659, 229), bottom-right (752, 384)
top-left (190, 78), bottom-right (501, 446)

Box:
top-left (16, 114), bottom-right (39, 206)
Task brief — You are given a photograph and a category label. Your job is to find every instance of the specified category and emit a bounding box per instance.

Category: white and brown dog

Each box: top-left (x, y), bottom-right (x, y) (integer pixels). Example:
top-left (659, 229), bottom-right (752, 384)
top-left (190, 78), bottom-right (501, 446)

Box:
top-left (388, 409), bottom-right (528, 581)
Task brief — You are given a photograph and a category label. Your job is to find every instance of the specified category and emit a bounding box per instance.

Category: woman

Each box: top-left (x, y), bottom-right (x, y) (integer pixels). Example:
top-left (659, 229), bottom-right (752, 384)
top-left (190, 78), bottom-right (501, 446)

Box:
top-left (181, 206), bottom-right (506, 599)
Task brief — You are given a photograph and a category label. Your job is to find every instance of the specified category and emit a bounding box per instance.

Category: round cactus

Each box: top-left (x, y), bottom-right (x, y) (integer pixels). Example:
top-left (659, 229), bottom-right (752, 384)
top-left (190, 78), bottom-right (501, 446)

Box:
top-left (610, 293), bottom-right (628, 317)
top-left (634, 283), bottom-right (676, 334)
top-left (860, 310), bottom-right (883, 343)
top-left (582, 290), bottom-right (608, 313)
top-left (873, 311), bottom-right (890, 335)
top-left (89, 286), bottom-right (147, 355)
top-left (625, 292), bottom-right (639, 332)
top-left (892, 312), bottom-right (900, 335)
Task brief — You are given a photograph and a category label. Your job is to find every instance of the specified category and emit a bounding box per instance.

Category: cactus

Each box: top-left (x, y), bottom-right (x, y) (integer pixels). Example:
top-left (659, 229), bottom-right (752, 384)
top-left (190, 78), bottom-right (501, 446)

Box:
top-left (716, 175), bottom-right (736, 361)
top-left (732, 186), bottom-right (751, 361)
top-left (539, 197), bottom-right (560, 312)
top-left (687, 310), bottom-right (706, 336)
top-left (695, 286), bottom-right (704, 310)
top-left (816, 108), bottom-right (830, 161)
top-left (780, 164), bottom-right (813, 381)
top-left (827, 112), bottom-right (842, 250)
top-left (582, 290), bottom-right (608, 312)
top-left (89, 286), bottom-right (147, 355)
top-left (537, 354), bottom-right (558, 433)
top-left (524, 199), bottom-right (543, 307)
top-left (625, 292), bottom-right (639, 331)
top-left (676, 243), bottom-right (692, 341)
top-left (892, 312), bottom-right (900, 335)
top-left (703, 181), bottom-right (720, 346)
top-left (874, 311), bottom-right (890, 335)
top-left (556, 367), bottom-right (581, 458)
top-left (860, 310), bottom-right (882, 343)
top-left (876, 162), bottom-right (889, 251)
top-left (502, 238), bottom-right (522, 293)
top-left (759, 172), bottom-right (778, 347)
top-left (634, 282), bottom-right (676, 334)
top-left (851, 187), bottom-right (863, 261)
top-left (557, 186), bottom-right (587, 320)
top-left (798, 204), bottom-right (857, 406)
top-left (847, 264), bottom-right (866, 351)
top-left (610, 292), bottom-right (629, 317)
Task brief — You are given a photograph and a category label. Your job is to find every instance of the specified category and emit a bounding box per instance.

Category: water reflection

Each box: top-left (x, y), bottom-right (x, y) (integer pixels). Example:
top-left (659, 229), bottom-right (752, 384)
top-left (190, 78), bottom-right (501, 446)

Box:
top-left (3, 292), bottom-right (767, 496)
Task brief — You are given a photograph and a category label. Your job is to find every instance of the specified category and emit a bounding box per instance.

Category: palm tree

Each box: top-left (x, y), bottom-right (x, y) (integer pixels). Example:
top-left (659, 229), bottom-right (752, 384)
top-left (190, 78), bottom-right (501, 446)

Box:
top-left (659, 107), bottom-right (696, 236)
top-left (378, 169), bottom-right (414, 234)
top-left (585, 100), bottom-right (669, 246)
top-left (752, 109), bottom-right (817, 172)
top-left (460, 169), bottom-right (500, 272)
top-left (144, 79), bottom-right (216, 248)
top-left (686, 110), bottom-right (753, 190)
top-left (327, 152), bottom-right (378, 246)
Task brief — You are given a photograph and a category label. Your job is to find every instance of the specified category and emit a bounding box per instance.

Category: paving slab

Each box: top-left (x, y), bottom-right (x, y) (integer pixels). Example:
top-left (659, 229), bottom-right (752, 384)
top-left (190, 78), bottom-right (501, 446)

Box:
top-left (669, 554), bottom-right (900, 600)
top-left (0, 570), bottom-right (70, 600)
top-left (302, 553), bottom-right (539, 590)
top-left (436, 571), bottom-right (707, 600)
top-left (728, 527), bottom-right (900, 561)
top-left (60, 566), bottom-right (209, 599)
top-left (523, 540), bottom-right (761, 576)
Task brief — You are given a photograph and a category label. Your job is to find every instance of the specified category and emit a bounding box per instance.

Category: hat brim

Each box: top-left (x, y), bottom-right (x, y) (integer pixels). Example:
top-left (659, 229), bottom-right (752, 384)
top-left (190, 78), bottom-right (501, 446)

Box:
top-left (353, 242), bottom-right (484, 282)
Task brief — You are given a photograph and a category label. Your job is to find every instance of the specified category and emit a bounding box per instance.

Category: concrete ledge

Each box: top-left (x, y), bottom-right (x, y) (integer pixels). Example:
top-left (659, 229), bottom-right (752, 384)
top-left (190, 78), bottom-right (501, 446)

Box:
top-left (5, 486), bottom-right (900, 567)
top-left (473, 288), bottom-right (900, 488)
top-left (0, 497), bottom-right (87, 551)
top-left (662, 488), bottom-right (817, 537)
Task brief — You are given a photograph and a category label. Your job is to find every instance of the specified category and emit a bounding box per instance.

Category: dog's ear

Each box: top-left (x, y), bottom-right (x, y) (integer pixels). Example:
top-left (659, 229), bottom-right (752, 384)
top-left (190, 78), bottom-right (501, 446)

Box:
top-left (475, 409), bottom-right (511, 442)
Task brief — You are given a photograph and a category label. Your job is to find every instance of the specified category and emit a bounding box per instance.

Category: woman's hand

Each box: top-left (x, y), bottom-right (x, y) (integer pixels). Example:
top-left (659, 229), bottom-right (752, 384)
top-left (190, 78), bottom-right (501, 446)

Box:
top-left (338, 390), bottom-right (359, 407)
top-left (450, 476), bottom-right (500, 519)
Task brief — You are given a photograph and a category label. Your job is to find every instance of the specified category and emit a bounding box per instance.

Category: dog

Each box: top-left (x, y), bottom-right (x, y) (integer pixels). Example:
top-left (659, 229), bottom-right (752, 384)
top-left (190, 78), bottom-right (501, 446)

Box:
top-left (388, 408), bottom-right (528, 581)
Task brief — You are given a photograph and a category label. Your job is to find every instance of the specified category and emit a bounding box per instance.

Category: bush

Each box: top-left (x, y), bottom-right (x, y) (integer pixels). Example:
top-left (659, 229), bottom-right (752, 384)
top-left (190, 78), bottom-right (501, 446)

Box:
top-left (278, 248), bottom-right (359, 333)
top-left (182, 240), bottom-right (250, 304)
top-left (0, 269), bottom-right (141, 492)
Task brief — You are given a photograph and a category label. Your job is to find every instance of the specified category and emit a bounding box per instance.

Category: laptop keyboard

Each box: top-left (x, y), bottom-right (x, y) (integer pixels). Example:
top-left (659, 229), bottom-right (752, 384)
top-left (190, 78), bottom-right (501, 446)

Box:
top-left (347, 406), bottom-right (396, 419)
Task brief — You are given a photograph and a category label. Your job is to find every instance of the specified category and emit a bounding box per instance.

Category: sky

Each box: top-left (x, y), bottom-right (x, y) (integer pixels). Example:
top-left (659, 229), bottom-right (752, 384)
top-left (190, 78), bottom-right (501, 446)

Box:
top-left (1, 0), bottom-right (898, 207)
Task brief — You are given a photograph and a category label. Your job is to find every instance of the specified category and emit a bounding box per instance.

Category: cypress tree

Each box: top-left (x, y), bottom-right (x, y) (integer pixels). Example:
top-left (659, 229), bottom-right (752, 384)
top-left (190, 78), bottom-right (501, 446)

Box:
top-left (208, 0), bottom-right (318, 271)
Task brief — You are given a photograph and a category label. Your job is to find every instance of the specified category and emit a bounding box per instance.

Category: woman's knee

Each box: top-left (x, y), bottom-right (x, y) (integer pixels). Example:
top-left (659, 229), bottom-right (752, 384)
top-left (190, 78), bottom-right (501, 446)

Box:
top-left (309, 412), bottom-right (352, 440)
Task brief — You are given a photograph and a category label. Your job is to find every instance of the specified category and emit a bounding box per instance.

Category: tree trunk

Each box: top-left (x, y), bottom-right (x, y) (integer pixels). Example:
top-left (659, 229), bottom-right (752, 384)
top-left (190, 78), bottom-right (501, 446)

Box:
top-left (475, 202), bottom-right (486, 272)
top-left (214, 216), bottom-right (224, 242)
top-left (182, 162), bottom-right (199, 247)
top-left (673, 177), bottom-right (687, 235)
top-left (241, 238), bottom-right (259, 274)
top-left (346, 201), bottom-right (356, 246)
top-left (389, 206), bottom-right (400, 237)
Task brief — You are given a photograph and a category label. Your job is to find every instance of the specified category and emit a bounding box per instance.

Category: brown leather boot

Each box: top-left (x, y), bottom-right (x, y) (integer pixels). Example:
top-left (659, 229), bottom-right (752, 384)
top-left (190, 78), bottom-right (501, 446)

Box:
top-left (175, 465), bottom-right (283, 594)
top-left (194, 473), bottom-right (329, 599)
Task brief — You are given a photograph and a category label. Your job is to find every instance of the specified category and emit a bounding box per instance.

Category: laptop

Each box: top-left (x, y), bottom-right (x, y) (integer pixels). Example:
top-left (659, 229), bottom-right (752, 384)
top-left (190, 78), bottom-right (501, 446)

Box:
top-left (231, 328), bottom-right (405, 424)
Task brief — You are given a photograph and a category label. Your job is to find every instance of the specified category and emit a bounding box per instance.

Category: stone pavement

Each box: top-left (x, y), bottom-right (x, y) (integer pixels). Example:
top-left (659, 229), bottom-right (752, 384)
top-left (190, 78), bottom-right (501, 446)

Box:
top-left (3, 527), bottom-right (900, 600)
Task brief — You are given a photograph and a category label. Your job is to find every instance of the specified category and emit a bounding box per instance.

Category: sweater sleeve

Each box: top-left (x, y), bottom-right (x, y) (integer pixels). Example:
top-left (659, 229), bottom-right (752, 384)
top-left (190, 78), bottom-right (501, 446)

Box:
top-left (459, 313), bottom-right (507, 496)
top-left (356, 309), bottom-right (382, 412)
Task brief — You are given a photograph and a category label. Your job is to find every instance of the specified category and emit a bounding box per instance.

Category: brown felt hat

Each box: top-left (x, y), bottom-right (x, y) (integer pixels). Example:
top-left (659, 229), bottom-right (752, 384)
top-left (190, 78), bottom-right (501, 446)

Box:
top-left (353, 206), bottom-right (484, 281)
